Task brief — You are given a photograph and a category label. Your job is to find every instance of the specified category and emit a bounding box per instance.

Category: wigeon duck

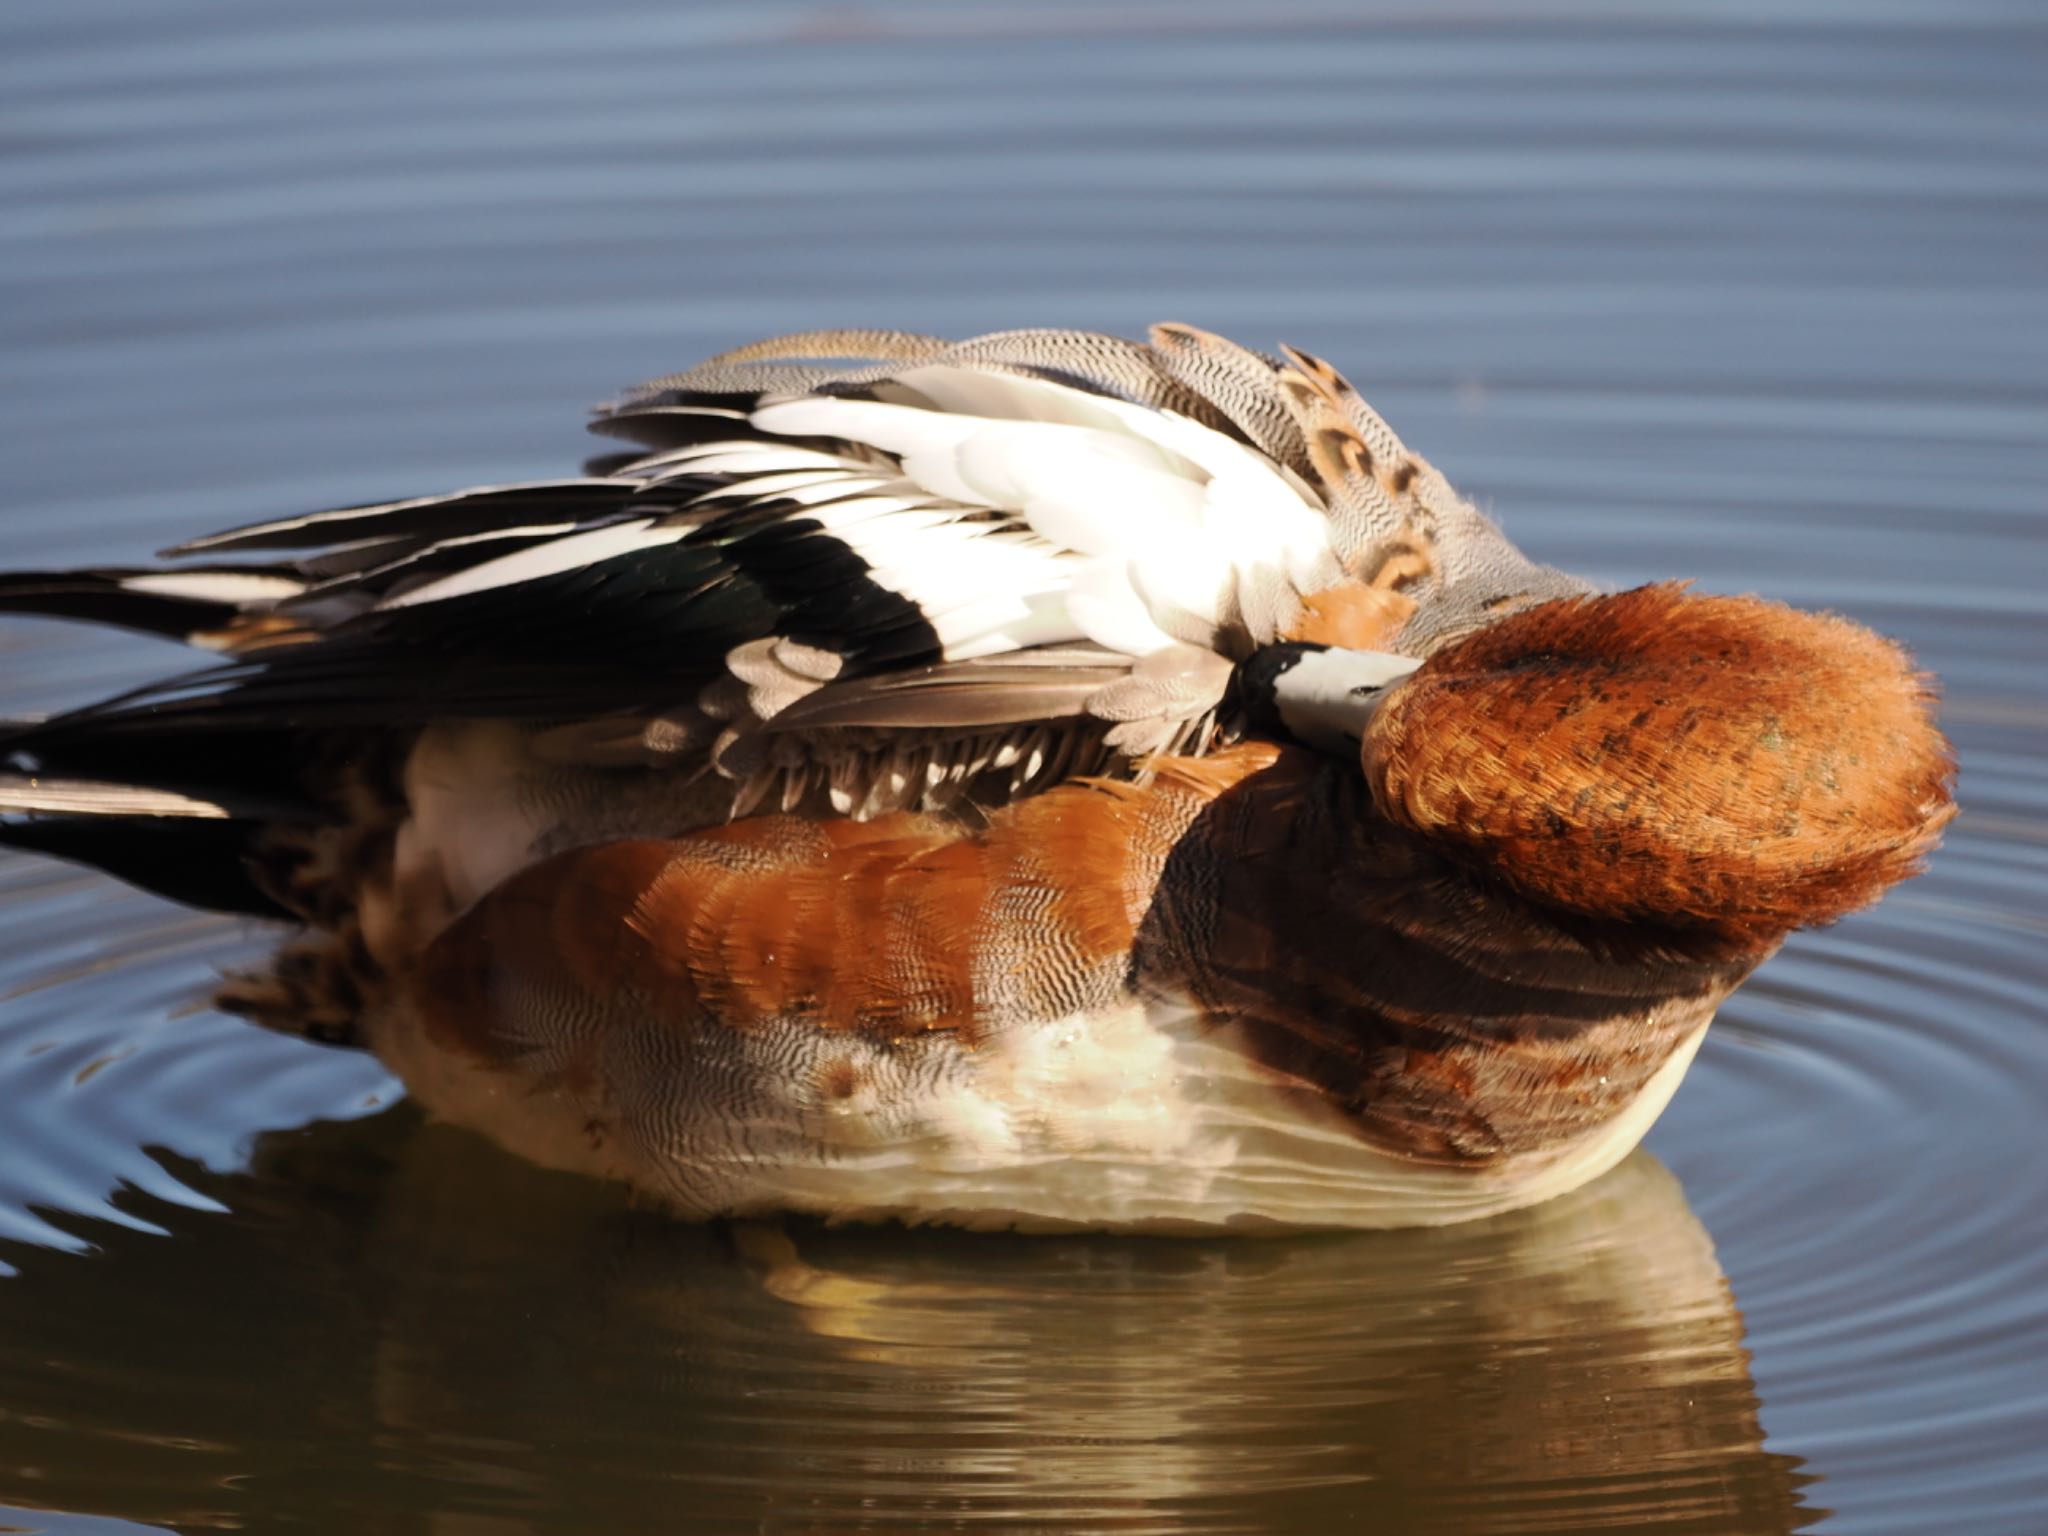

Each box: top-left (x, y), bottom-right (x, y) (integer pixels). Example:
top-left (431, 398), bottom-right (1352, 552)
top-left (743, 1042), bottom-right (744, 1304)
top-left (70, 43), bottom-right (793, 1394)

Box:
top-left (0, 325), bottom-right (1954, 1231)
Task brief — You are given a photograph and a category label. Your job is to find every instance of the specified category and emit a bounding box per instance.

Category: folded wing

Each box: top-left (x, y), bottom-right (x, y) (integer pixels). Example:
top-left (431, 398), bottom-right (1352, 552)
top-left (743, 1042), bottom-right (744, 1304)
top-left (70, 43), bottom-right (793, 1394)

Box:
top-left (2, 326), bottom-right (1587, 914)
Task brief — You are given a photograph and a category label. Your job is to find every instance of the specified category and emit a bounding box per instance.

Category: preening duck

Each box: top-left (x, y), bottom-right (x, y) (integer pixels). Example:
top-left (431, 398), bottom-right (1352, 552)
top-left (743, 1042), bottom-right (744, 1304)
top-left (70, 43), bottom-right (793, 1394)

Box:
top-left (0, 325), bottom-right (1954, 1231)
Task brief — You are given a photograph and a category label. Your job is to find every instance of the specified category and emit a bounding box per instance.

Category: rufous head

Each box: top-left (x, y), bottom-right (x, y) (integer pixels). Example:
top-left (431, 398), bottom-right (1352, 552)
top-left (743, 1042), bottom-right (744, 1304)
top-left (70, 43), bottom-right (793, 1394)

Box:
top-left (1360, 583), bottom-right (1955, 952)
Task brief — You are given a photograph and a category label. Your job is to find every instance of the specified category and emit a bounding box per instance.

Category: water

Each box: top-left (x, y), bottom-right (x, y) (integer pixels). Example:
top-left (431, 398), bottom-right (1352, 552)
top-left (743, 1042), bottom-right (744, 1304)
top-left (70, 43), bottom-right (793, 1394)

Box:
top-left (1, 2), bottom-right (2043, 1530)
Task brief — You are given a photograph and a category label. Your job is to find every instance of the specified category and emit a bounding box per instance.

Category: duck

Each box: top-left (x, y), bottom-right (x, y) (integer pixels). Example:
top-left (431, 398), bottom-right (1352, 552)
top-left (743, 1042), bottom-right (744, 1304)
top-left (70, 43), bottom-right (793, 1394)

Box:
top-left (0, 324), bottom-right (1955, 1232)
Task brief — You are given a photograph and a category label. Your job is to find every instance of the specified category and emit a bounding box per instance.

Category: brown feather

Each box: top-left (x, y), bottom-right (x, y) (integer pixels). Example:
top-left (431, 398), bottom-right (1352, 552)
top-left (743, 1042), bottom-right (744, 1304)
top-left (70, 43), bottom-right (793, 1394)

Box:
top-left (1283, 537), bottom-right (1439, 650)
top-left (1360, 583), bottom-right (1957, 948)
top-left (407, 681), bottom-right (1950, 1175)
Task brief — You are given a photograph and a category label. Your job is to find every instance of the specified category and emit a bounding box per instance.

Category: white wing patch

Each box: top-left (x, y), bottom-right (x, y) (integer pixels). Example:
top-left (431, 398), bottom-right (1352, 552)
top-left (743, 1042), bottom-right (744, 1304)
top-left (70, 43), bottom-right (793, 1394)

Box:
top-left (121, 571), bottom-right (309, 603)
top-left (747, 372), bottom-right (1338, 655)
top-left (380, 520), bottom-right (688, 609)
top-left (345, 363), bottom-right (1339, 663)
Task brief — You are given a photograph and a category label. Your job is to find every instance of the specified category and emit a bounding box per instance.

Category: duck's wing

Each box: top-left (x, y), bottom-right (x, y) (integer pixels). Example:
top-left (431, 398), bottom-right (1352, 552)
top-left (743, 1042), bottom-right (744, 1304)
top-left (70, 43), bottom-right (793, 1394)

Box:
top-left (2, 325), bottom-right (1585, 821)
top-left (603, 324), bottom-right (1587, 637)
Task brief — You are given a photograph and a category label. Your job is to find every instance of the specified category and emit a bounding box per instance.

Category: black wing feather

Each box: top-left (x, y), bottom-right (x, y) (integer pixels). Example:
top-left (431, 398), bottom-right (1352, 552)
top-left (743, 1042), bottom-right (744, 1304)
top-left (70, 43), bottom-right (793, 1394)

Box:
top-left (0, 568), bottom-right (264, 641)
top-left (165, 481), bottom-right (641, 557)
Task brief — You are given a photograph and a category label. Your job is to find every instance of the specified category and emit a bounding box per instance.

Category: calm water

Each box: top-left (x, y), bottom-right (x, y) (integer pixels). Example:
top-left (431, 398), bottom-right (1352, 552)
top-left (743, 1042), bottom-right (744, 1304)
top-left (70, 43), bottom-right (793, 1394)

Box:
top-left (2, 3), bottom-right (2044, 1531)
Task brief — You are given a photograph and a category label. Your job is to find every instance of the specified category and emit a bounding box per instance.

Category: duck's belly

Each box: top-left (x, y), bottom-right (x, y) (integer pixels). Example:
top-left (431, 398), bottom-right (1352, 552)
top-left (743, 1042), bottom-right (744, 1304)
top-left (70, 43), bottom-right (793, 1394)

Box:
top-left (370, 988), bottom-right (1709, 1232)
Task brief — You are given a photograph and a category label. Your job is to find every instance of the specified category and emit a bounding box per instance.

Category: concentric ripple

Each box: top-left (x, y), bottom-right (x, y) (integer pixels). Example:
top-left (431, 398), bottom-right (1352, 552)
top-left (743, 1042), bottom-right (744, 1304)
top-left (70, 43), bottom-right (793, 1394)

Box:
top-left (1650, 806), bottom-right (2048, 1533)
top-left (0, 855), bottom-right (394, 1263)
top-left (3, 1), bottom-right (2046, 1532)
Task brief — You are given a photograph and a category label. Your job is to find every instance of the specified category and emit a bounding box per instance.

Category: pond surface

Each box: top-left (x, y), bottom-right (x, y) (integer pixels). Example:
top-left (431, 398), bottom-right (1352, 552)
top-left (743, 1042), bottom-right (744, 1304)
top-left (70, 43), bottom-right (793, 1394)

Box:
top-left (1, 2), bottom-right (2044, 1531)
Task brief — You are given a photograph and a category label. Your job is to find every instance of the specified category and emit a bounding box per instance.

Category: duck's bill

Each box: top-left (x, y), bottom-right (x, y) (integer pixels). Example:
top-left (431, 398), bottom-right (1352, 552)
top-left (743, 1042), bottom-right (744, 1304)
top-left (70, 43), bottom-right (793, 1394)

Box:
top-left (1236, 643), bottom-right (1424, 755)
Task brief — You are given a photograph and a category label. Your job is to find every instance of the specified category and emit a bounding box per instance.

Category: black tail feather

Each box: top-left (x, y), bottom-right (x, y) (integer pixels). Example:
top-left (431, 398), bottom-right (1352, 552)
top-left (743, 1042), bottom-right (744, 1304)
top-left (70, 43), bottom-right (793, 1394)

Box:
top-left (1, 720), bottom-right (323, 823)
top-left (0, 814), bottom-right (293, 919)
top-left (0, 567), bottom-right (301, 646)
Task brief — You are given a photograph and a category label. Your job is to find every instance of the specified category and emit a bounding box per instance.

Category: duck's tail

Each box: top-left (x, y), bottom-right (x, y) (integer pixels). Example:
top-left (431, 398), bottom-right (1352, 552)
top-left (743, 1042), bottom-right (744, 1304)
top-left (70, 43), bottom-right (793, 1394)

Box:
top-left (0, 553), bottom-right (336, 919)
top-left (0, 563), bottom-right (313, 650)
top-left (0, 763), bottom-right (292, 917)
top-left (0, 706), bottom-right (342, 923)
top-left (0, 707), bottom-right (407, 1043)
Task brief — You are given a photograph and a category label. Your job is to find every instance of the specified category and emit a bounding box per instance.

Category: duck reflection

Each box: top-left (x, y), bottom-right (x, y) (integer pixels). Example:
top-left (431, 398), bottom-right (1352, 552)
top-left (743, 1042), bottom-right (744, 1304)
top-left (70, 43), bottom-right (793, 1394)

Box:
top-left (0, 1111), bottom-right (1817, 1533)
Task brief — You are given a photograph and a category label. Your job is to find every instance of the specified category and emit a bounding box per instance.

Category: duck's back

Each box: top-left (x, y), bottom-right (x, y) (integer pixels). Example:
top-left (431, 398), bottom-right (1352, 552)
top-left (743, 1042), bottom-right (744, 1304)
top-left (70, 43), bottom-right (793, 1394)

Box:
top-left (0, 324), bottom-right (1582, 977)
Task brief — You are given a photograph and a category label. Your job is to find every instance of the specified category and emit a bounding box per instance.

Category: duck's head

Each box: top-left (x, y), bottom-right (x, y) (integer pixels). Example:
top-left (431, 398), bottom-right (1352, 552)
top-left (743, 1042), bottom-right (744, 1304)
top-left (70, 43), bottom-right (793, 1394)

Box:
top-left (1355, 583), bottom-right (1955, 954)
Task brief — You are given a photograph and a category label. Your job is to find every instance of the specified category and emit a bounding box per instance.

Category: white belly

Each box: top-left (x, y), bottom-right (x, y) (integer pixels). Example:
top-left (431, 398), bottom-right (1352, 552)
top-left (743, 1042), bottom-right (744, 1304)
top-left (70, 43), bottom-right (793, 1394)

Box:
top-left (373, 985), bottom-right (1710, 1233)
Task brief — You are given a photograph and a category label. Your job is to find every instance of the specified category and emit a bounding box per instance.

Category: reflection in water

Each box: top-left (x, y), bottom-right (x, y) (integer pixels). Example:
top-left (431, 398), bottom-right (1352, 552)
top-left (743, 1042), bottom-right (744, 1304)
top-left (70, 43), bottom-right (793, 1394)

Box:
top-left (0, 1112), bottom-right (1812, 1532)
